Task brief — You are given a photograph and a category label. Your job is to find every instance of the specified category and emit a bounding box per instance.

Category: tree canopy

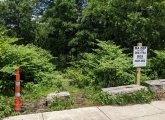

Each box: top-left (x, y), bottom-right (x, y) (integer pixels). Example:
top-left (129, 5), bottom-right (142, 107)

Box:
top-left (1, 0), bottom-right (165, 69)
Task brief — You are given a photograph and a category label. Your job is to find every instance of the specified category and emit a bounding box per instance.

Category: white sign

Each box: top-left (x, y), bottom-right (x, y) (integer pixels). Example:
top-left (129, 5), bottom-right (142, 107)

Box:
top-left (133, 46), bottom-right (147, 67)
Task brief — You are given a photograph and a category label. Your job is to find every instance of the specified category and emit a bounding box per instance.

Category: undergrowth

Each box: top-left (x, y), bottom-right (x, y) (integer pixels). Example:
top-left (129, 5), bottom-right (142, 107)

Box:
top-left (0, 82), bottom-right (155, 119)
top-left (83, 87), bottom-right (154, 105)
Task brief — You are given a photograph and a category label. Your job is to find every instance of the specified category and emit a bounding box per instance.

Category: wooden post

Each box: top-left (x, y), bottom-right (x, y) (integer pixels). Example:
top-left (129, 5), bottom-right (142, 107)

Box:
top-left (136, 43), bottom-right (142, 85)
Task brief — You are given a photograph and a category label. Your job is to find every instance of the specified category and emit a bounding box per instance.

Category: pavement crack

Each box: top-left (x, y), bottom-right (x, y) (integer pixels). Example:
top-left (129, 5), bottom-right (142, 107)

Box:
top-left (96, 106), bottom-right (112, 120)
top-left (41, 113), bottom-right (45, 120)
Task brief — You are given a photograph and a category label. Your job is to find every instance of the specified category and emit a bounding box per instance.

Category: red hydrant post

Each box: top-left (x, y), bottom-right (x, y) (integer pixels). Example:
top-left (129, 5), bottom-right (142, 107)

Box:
top-left (15, 67), bottom-right (21, 111)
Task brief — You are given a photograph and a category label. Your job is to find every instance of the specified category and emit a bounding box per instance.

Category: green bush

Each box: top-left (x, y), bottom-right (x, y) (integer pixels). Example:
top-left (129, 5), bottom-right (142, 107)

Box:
top-left (49, 97), bottom-right (74, 111)
top-left (0, 96), bottom-right (15, 118)
top-left (66, 40), bottom-right (135, 88)
top-left (83, 88), bottom-right (153, 105)
top-left (0, 38), bottom-right (58, 93)
top-left (113, 90), bottom-right (153, 105)
top-left (151, 50), bottom-right (165, 79)
top-left (66, 68), bottom-right (92, 88)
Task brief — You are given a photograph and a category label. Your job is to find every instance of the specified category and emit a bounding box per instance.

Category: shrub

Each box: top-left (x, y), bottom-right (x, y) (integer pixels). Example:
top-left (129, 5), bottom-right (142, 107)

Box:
top-left (0, 38), bottom-right (58, 93)
top-left (49, 97), bottom-right (74, 111)
top-left (0, 96), bottom-right (15, 118)
top-left (83, 87), bottom-right (153, 105)
top-left (151, 50), bottom-right (165, 79)
top-left (66, 68), bottom-right (92, 88)
top-left (66, 40), bottom-right (136, 88)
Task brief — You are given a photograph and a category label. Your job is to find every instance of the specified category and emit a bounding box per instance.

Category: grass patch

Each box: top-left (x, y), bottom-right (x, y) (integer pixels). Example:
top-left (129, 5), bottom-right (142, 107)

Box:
top-left (83, 87), bottom-right (154, 105)
top-left (0, 81), bottom-right (156, 119)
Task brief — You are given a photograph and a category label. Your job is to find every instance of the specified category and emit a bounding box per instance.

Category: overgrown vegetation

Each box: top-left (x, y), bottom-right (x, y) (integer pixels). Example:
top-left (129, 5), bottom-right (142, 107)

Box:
top-left (66, 40), bottom-right (151, 88)
top-left (83, 87), bottom-right (153, 105)
top-left (0, 38), bottom-right (59, 94)
top-left (0, 0), bottom-right (165, 119)
top-left (49, 98), bottom-right (74, 111)
top-left (151, 50), bottom-right (165, 79)
top-left (0, 96), bottom-right (14, 118)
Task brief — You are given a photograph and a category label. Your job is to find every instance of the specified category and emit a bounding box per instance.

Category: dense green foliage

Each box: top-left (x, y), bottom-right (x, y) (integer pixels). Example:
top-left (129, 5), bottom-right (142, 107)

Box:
top-left (1, 0), bottom-right (165, 55)
top-left (49, 97), bottom-right (74, 111)
top-left (32, 0), bottom-right (165, 71)
top-left (75, 0), bottom-right (165, 52)
top-left (0, 96), bottom-right (15, 118)
top-left (67, 40), bottom-right (135, 88)
top-left (0, 0), bottom-right (36, 43)
top-left (151, 50), bottom-right (165, 79)
top-left (83, 88), bottom-right (153, 105)
top-left (0, 38), bottom-right (58, 93)
top-left (35, 0), bottom-right (78, 56)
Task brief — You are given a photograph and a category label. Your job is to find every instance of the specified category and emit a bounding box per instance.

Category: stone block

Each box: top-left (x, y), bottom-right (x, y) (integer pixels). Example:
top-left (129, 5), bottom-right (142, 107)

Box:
top-left (46, 91), bottom-right (70, 105)
top-left (102, 84), bottom-right (147, 96)
top-left (145, 79), bottom-right (165, 92)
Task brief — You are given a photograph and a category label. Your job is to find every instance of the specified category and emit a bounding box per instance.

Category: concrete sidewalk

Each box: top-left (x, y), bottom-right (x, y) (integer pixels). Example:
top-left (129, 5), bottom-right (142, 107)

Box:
top-left (3, 101), bottom-right (165, 120)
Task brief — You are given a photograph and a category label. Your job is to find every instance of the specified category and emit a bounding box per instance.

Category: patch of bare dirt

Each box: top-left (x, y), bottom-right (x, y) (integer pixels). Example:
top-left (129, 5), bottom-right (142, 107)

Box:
top-left (74, 93), bottom-right (87, 107)
top-left (155, 91), bottom-right (165, 100)
top-left (22, 97), bottom-right (47, 113)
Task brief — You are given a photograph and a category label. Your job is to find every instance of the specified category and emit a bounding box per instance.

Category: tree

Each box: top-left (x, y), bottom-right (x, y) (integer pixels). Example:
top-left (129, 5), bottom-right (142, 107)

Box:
top-left (0, 0), bottom-right (36, 44)
top-left (0, 24), bottom-right (7, 38)
top-left (73, 0), bottom-right (165, 53)
top-left (33, 0), bottom-right (53, 17)
top-left (35, 0), bottom-right (78, 57)
top-left (76, 0), bottom-right (88, 12)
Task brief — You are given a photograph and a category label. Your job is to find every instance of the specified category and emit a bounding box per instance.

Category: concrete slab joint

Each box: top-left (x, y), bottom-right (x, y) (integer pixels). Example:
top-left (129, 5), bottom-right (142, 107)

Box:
top-left (43, 107), bottom-right (110, 120)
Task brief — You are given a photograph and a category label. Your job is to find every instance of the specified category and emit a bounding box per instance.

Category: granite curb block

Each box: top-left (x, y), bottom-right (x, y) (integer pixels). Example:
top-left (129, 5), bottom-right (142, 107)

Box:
top-left (102, 84), bottom-right (147, 96)
top-left (145, 79), bottom-right (165, 92)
